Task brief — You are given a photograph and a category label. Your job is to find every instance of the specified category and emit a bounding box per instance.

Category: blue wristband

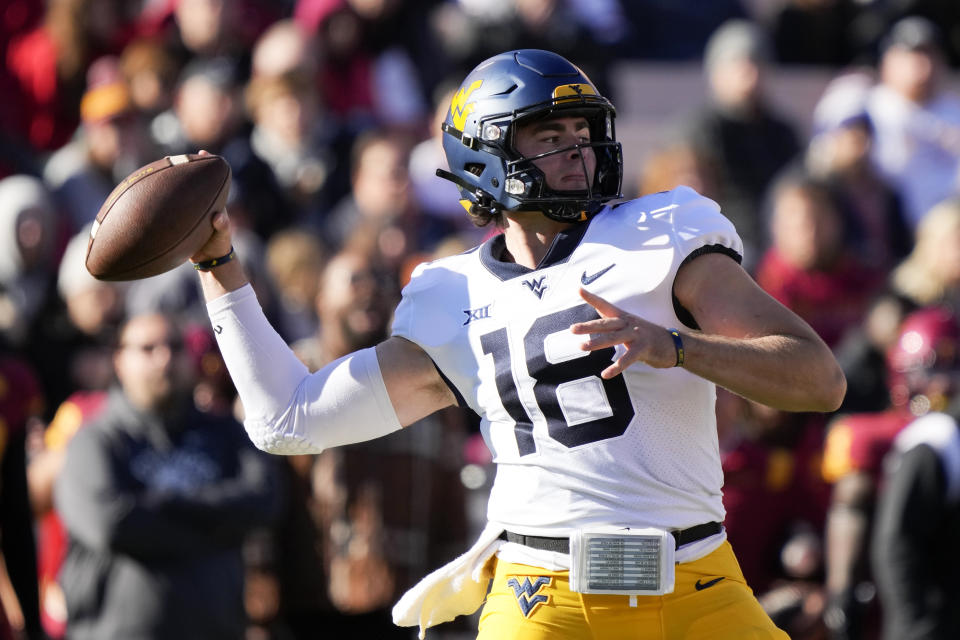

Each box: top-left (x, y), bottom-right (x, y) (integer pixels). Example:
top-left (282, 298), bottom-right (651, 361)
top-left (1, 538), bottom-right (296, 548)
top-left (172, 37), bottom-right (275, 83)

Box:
top-left (668, 328), bottom-right (684, 367)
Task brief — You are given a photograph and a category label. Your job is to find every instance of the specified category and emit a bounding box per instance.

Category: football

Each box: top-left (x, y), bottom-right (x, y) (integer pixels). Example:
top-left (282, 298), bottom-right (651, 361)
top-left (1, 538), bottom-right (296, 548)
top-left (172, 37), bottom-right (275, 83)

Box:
top-left (85, 153), bottom-right (231, 281)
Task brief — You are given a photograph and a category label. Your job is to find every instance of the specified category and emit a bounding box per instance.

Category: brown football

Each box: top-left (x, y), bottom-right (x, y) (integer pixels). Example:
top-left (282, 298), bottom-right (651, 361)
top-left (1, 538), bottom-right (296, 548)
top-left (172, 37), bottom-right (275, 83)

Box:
top-left (85, 153), bottom-right (231, 281)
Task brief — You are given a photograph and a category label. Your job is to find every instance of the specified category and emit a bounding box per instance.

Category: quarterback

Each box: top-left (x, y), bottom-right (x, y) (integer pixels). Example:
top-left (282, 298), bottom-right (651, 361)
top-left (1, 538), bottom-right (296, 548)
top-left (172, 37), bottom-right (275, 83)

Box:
top-left (192, 50), bottom-right (845, 639)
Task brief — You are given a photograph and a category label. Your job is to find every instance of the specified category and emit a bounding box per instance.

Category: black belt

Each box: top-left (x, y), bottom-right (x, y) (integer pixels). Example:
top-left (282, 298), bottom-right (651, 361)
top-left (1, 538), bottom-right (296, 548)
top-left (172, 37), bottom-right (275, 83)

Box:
top-left (499, 521), bottom-right (722, 554)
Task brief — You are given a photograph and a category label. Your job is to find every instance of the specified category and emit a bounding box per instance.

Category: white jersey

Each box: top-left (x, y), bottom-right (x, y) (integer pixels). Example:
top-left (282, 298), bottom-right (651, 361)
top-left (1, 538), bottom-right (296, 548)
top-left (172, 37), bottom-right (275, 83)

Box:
top-left (392, 186), bottom-right (742, 538)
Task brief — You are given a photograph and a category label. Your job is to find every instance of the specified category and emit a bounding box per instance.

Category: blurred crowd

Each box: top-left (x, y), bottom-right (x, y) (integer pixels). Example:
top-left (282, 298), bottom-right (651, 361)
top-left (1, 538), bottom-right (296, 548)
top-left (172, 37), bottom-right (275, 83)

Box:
top-left (2, 0), bottom-right (960, 639)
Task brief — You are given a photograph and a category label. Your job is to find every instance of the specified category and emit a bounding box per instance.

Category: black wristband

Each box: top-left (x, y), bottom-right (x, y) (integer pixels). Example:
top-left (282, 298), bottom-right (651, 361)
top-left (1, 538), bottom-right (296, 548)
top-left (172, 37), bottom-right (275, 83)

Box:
top-left (192, 246), bottom-right (236, 271)
top-left (668, 328), bottom-right (685, 367)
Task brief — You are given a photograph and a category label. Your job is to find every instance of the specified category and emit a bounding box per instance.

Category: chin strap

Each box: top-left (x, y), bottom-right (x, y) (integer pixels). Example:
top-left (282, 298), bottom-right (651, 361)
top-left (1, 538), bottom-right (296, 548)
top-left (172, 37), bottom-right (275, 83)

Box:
top-left (436, 168), bottom-right (501, 215)
top-left (435, 168), bottom-right (477, 192)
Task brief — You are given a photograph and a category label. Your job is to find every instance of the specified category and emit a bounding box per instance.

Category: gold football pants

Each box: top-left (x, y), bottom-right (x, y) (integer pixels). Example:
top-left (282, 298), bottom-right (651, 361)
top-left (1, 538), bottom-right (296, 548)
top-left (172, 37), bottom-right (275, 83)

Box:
top-left (477, 541), bottom-right (788, 640)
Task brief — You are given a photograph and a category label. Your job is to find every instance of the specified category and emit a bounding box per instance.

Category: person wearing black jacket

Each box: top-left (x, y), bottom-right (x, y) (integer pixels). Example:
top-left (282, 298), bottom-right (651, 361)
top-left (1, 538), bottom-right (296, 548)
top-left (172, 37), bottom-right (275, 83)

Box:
top-left (55, 312), bottom-right (282, 640)
top-left (871, 406), bottom-right (960, 639)
top-left (0, 350), bottom-right (45, 640)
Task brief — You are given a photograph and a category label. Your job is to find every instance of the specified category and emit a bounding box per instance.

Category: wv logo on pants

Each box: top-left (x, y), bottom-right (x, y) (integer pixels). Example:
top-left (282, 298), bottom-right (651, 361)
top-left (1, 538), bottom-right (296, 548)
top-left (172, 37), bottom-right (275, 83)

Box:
top-left (506, 576), bottom-right (552, 617)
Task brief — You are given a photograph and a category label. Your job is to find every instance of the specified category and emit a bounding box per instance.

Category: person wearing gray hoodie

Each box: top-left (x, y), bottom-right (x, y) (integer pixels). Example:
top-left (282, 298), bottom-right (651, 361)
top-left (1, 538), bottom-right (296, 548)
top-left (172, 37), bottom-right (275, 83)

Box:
top-left (55, 312), bottom-right (282, 639)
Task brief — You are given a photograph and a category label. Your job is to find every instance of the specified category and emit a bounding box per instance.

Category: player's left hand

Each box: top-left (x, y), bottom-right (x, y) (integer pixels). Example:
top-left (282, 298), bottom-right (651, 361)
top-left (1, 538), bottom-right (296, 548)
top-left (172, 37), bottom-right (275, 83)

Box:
top-left (572, 287), bottom-right (678, 377)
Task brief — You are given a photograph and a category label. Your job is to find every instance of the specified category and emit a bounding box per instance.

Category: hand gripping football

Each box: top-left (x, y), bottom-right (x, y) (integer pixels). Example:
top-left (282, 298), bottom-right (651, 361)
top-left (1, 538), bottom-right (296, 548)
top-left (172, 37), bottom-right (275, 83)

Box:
top-left (85, 153), bottom-right (231, 281)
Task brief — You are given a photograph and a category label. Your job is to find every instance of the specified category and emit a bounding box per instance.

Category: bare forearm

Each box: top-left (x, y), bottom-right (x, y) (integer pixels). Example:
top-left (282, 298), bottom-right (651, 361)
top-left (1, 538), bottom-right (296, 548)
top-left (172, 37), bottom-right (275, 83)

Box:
top-left (679, 330), bottom-right (846, 412)
top-left (672, 253), bottom-right (846, 412)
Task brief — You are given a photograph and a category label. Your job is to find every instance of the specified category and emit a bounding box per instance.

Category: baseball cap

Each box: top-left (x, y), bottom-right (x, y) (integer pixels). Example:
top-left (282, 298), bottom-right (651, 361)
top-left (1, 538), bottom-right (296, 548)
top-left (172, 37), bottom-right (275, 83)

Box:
top-left (811, 72), bottom-right (874, 136)
top-left (704, 19), bottom-right (772, 74)
top-left (80, 56), bottom-right (132, 124)
top-left (881, 16), bottom-right (944, 54)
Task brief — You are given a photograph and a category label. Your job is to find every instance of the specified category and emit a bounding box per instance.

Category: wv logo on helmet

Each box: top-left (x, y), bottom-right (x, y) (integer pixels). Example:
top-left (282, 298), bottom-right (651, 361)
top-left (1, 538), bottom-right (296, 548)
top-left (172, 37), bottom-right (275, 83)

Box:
top-left (451, 80), bottom-right (483, 131)
top-left (507, 576), bottom-right (552, 617)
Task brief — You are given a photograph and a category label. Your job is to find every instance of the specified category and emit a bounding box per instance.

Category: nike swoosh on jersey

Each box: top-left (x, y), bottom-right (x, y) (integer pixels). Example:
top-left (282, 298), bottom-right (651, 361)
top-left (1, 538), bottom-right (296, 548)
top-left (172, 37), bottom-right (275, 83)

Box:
top-left (581, 264), bottom-right (615, 285)
top-left (694, 577), bottom-right (725, 591)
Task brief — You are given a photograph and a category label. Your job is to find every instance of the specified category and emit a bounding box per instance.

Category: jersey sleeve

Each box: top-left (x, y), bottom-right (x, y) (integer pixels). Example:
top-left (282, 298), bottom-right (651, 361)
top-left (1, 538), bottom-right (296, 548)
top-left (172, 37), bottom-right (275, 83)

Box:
top-left (668, 185), bottom-right (744, 265)
top-left (390, 256), bottom-right (469, 349)
top-left (391, 262), bottom-right (426, 344)
top-left (390, 255), bottom-right (478, 411)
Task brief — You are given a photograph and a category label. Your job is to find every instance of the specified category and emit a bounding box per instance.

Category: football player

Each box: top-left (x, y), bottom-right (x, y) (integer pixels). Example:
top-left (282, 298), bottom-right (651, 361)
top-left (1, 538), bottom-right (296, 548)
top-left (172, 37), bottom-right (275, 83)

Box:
top-left (190, 50), bottom-right (845, 639)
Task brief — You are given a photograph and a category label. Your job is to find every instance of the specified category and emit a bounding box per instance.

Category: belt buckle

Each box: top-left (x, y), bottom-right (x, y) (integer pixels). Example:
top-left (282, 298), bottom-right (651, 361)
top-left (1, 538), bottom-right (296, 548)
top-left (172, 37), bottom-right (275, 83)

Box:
top-left (569, 527), bottom-right (676, 595)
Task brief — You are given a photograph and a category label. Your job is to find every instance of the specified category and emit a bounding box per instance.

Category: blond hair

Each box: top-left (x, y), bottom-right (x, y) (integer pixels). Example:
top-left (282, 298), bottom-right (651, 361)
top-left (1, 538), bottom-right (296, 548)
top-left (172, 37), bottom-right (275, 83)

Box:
top-left (891, 198), bottom-right (960, 304)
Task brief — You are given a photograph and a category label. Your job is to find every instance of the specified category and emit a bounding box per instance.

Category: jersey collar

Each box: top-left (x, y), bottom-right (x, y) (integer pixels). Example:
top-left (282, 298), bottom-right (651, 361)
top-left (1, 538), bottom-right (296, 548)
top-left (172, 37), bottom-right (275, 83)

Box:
top-left (479, 217), bottom-right (592, 280)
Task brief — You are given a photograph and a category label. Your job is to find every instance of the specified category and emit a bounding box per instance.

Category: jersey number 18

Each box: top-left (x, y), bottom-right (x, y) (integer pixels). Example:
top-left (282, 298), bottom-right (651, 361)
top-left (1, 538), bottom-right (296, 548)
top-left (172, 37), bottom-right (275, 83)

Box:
top-left (480, 304), bottom-right (635, 456)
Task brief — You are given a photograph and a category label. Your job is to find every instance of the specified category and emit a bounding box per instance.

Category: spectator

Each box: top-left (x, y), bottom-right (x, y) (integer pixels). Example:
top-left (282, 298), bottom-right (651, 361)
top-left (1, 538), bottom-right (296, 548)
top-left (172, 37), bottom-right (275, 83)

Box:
top-left (891, 197), bottom-right (960, 310)
top-left (294, 248), bottom-right (469, 637)
top-left (156, 57), bottom-right (289, 239)
top-left (248, 18), bottom-right (356, 210)
top-left (681, 19), bottom-right (801, 265)
top-left (821, 306), bottom-right (960, 640)
top-left (245, 70), bottom-right (338, 223)
top-left (180, 322), bottom-right (238, 418)
top-left (56, 229), bottom-right (123, 345)
top-left (294, 0), bottom-right (431, 133)
top-left (250, 18), bottom-right (319, 80)
top-left (755, 175), bottom-right (883, 348)
top-left (836, 197), bottom-right (960, 414)
top-left (43, 56), bottom-right (150, 232)
top-left (0, 175), bottom-right (62, 351)
top-left (172, 0), bottom-right (253, 62)
top-left (27, 323), bottom-right (229, 639)
top-left (0, 350), bottom-right (46, 640)
top-left (55, 311), bottom-right (282, 640)
top-left (31, 223), bottom-right (123, 416)
top-left (323, 129), bottom-right (457, 270)
top-left (119, 37), bottom-right (180, 120)
top-left (871, 404), bottom-right (960, 640)
top-left (153, 56), bottom-right (243, 156)
top-left (720, 396), bottom-right (831, 597)
top-left (834, 294), bottom-right (909, 414)
top-left (263, 229), bottom-right (327, 344)
top-left (634, 136), bottom-right (722, 206)
top-left (28, 390), bottom-right (107, 640)
top-left (292, 248), bottom-right (393, 372)
top-left (136, 0), bottom-right (276, 81)
top-left (3, 0), bottom-right (132, 152)
top-left (806, 71), bottom-right (912, 272)
top-left (865, 16), bottom-right (960, 229)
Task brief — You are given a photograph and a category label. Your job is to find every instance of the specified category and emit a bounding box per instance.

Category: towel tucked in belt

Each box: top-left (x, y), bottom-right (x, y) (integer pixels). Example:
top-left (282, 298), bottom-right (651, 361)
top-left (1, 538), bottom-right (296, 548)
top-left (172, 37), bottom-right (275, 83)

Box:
top-left (392, 523), bottom-right (505, 639)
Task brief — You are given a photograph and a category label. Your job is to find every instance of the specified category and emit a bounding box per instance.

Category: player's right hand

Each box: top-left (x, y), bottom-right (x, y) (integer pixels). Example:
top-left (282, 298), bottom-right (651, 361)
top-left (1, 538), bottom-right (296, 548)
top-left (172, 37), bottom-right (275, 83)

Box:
top-left (190, 209), bottom-right (234, 263)
top-left (190, 150), bottom-right (234, 263)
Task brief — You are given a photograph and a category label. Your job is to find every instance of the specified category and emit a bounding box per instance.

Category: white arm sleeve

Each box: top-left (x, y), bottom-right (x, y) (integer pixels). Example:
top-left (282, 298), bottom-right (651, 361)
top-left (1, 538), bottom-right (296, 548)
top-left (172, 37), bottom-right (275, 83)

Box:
top-left (206, 284), bottom-right (402, 454)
